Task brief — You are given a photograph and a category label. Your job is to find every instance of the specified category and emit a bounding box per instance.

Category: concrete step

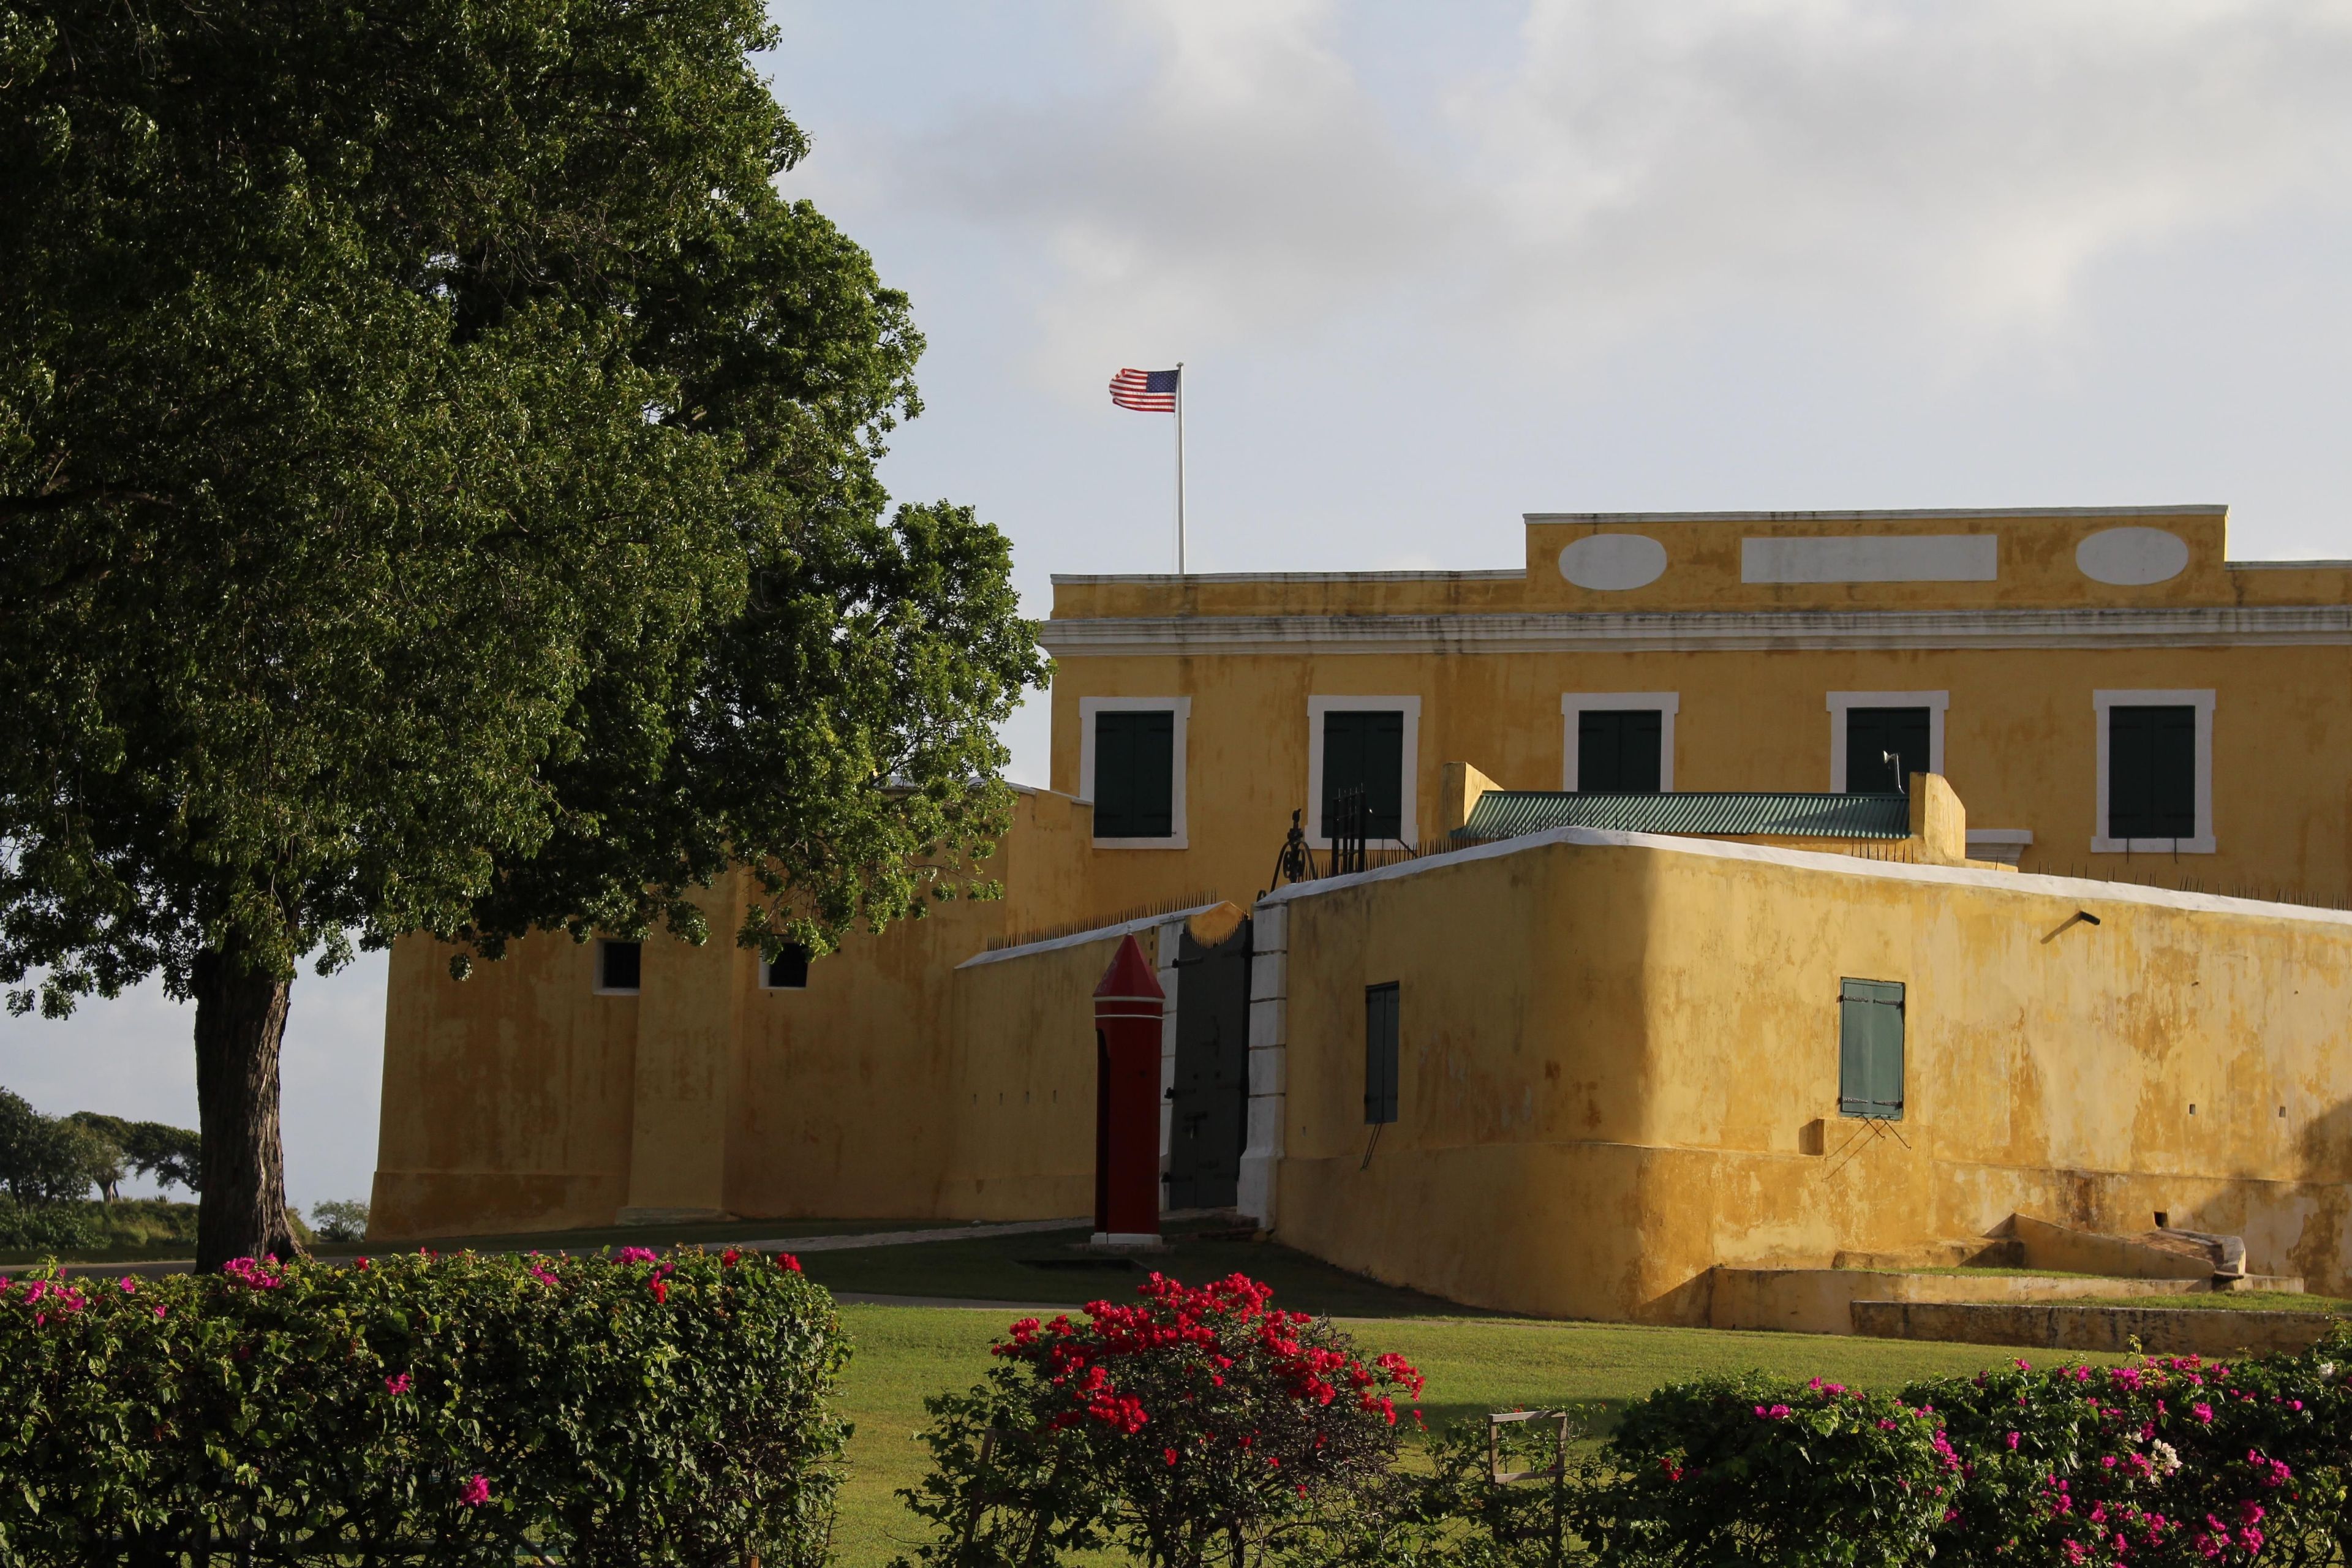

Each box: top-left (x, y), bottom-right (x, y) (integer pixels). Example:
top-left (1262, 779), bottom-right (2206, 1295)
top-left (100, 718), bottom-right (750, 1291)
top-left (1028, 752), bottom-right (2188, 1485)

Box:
top-left (1710, 1266), bottom-right (2207, 1336)
top-left (1852, 1298), bottom-right (2342, 1357)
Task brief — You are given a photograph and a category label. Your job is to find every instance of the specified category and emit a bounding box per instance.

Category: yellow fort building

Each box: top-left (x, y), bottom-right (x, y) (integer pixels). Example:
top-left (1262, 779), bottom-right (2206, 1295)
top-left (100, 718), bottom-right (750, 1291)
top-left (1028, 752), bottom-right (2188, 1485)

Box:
top-left (373, 505), bottom-right (2352, 1324)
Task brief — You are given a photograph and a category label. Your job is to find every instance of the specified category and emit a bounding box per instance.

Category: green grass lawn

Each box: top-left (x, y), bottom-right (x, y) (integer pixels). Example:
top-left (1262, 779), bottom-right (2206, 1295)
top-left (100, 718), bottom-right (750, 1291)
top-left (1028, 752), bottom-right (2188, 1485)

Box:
top-left (312, 1214), bottom-right (952, 1258)
top-left (826, 1303), bottom-right (2122, 1568)
top-left (2068, 1291), bottom-right (2352, 1313)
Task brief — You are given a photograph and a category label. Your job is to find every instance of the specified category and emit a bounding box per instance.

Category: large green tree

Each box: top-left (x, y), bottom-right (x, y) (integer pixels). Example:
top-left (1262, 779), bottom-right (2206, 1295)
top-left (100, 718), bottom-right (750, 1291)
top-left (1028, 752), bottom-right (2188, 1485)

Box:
top-left (0, 1), bottom-right (1046, 1267)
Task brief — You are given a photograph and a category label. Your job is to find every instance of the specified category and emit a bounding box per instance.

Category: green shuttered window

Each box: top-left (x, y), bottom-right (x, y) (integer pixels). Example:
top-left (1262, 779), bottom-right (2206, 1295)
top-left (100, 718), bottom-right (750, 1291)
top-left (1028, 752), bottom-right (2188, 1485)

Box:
top-left (2108, 705), bottom-right (2196, 840)
top-left (1838, 978), bottom-right (1904, 1120)
top-left (1093, 709), bottom-right (1175, 838)
top-left (1577, 709), bottom-right (1664, 793)
top-left (1845, 707), bottom-right (1931, 794)
top-left (1364, 982), bottom-right (1400, 1125)
top-left (1323, 710), bottom-right (1405, 839)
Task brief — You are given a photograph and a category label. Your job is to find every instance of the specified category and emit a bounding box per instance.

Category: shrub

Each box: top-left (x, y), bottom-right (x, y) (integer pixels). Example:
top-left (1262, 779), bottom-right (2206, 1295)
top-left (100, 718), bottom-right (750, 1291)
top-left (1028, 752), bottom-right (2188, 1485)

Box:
top-left (897, 1272), bottom-right (1425, 1568)
top-left (0, 1199), bottom-right (103, 1251)
top-left (310, 1197), bottom-right (370, 1243)
top-left (0, 1088), bottom-right (104, 1205)
top-left (0, 1244), bottom-right (845, 1566)
top-left (1577, 1373), bottom-right (1951, 1567)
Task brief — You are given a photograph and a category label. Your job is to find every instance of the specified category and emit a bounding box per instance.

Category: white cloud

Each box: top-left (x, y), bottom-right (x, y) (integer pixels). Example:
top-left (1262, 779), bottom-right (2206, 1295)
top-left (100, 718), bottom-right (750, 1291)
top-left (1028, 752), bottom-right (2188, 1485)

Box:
top-left (850, 0), bottom-right (2352, 375)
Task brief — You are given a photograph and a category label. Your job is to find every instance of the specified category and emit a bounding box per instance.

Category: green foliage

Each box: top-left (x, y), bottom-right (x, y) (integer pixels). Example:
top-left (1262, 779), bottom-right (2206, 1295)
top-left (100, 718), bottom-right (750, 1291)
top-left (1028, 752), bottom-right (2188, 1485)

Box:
top-left (0, 0), bottom-right (1043, 1003)
top-left (0, 1197), bottom-right (101, 1251)
top-left (0, 1086), bottom-right (104, 1204)
top-left (0, 1244), bottom-right (848, 1565)
top-left (309, 1197), bottom-right (370, 1243)
top-left (895, 1273), bottom-right (1425, 1568)
top-left (0, 0), bottom-right (1042, 1257)
top-left (70, 1112), bottom-right (201, 1194)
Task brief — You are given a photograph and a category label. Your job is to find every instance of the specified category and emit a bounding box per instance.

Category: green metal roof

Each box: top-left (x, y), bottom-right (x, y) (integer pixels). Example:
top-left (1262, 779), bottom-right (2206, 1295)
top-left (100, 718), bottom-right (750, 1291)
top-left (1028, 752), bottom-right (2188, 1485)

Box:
top-left (1455, 790), bottom-right (1912, 843)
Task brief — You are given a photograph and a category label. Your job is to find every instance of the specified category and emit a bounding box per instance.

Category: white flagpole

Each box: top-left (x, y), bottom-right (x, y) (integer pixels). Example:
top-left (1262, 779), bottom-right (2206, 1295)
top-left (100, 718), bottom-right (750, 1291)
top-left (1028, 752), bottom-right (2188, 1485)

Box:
top-left (1174, 361), bottom-right (1186, 574)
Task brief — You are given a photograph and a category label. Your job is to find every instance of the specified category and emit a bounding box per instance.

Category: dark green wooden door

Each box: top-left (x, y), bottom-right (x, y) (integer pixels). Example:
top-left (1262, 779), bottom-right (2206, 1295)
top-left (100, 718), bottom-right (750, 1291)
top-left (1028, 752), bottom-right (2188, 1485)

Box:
top-left (1167, 919), bottom-right (1251, 1211)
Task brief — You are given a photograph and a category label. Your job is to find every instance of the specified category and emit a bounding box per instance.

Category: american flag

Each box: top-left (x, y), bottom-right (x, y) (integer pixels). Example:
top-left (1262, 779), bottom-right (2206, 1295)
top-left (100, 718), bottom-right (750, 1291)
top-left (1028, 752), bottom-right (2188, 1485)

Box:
top-left (1109, 367), bottom-right (1180, 412)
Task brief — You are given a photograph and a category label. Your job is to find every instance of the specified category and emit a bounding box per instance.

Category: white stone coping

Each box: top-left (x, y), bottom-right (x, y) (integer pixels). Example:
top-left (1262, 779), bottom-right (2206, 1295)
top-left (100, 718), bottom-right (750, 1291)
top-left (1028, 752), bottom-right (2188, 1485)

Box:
top-left (957, 903), bottom-right (1227, 970)
top-left (1524, 504), bottom-right (2228, 524)
top-left (1251, 826), bottom-right (2352, 930)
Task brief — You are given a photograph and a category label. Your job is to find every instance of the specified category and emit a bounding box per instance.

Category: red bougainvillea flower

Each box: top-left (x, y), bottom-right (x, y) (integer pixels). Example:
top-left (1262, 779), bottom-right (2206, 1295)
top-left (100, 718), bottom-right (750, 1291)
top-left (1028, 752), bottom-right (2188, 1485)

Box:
top-left (722, 1248), bottom-right (742, 1266)
top-left (778, 1254), bottom-right (802, 1272)
top-left (459, 1474), bottom-right (491, 1507)
top-left (649, 1280), bottom-right (668, 1305)
top-left (384, 1373), bottom-right (412, 1396)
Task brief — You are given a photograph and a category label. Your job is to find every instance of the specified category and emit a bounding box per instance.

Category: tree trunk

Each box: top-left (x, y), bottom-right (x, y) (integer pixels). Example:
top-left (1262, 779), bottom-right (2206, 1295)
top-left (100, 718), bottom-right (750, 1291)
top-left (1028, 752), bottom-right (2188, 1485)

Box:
top-left (192, 937), bottom-right (301, 1270)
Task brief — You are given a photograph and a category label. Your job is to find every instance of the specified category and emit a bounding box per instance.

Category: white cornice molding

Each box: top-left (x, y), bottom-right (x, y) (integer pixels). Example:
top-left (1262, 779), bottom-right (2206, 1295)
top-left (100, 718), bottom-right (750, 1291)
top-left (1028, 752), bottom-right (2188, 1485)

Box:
top-left (1038, 606), bottom-right (2352, 657)
top-left (1522, 504), bottom-right (2229, 524)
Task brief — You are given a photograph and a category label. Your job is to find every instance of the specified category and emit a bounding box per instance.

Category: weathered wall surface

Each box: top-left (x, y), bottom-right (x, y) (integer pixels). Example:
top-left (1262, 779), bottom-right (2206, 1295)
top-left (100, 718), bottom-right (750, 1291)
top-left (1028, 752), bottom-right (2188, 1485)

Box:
top-left (1267, 829), bottom-right (2352, 1321)
top-left (370, 788), bottom-right (1108, 1240)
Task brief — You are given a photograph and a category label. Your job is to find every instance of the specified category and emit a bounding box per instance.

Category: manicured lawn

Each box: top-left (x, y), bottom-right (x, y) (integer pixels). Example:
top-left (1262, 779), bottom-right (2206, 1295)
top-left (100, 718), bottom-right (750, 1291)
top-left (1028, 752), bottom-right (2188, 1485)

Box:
top-left (827, 1303), bottom-right (2121, 1568)
top-left (2070, 1291), bottom-right (2352, 1313)
top-left (313, 1214), bottom-right (951, 1258)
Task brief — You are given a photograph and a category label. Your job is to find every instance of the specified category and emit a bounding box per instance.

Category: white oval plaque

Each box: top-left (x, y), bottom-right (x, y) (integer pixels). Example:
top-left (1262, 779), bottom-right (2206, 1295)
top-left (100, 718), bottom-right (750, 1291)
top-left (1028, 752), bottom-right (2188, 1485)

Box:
top-left (1559, 533), bottom-right (1668, 591)
top-left (2076, 527), bottom-right (2188, 586)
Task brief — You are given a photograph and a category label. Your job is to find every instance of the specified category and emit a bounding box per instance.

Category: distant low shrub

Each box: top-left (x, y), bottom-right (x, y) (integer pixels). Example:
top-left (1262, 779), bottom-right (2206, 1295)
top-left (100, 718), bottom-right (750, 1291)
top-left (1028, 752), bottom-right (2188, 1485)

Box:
top-left (310, 1197), bottom-right (370, 1242)
top-left (0, 1199), bottom-right (103, 1252)
top-left (897, 1272), bottom-right (1424, 1568)
top-left (0, 1244), bottom-right (845, 1566)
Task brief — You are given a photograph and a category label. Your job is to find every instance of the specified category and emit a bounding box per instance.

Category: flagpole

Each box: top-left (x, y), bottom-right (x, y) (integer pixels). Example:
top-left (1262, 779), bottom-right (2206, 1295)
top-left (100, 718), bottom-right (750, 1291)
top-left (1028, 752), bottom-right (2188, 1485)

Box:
top-left (1174, 361), bottom-right (1186, 574)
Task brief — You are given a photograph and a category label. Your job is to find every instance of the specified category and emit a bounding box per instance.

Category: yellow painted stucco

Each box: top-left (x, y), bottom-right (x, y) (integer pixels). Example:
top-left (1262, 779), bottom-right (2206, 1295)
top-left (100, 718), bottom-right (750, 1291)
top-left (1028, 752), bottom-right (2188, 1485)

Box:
top-left (369, 504), bottom-right (2352, 1325)
top-left (1267, 827), bottom-right (2352, 1319)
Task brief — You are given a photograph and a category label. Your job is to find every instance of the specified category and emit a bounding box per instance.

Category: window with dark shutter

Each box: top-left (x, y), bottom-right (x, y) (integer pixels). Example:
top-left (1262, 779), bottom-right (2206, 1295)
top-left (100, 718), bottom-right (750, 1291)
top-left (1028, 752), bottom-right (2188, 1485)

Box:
top-left (1577, 709), bottom-right (1664, 793)
top-left (1844, 707), bottom-right (1931, 794)
top-left (1838, 978), bottom-right (1904, 1120)
top-left (598, 940), bottom-right (642, 993)
top-left (1364, 983), bottom-right (1400, 1125)
top-left (1093, 710), bottom-right (1175, 838)
top-left (765, 944), bottom-right (810, 989)
top-left (2108, 705), bottom-right (2196, 839)
top-left (1322, 710), bottom-right (1406, 839)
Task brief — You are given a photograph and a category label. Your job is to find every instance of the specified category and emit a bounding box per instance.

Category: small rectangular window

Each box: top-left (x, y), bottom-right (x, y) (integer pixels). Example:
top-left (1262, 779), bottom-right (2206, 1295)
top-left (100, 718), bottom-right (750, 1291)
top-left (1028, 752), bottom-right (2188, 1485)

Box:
top-left (1845, 707), bottom-right (1931, 794)
top-left (2108, 705), bottom-right (2196, 839)
top-left (764, 943), bottom-right (810, 990)
top-left (1364, 982), bottom-right (1400, 1125)
top-left (1838, 978), bottom-right (1904, 1120)
top-left (598, 940), bottom-right (642, 993)
top-left (1093, 710), bottom-right (1176, 839)
top-left (1576, 709), bottom-right (1664, 793)
top-left (1324, 710), bottom-right (1406, 840)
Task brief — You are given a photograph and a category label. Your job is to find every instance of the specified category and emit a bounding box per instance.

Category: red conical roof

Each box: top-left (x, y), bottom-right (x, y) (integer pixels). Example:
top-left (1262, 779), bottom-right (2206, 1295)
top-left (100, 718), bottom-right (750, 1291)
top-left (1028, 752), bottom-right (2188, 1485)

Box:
top-left (1093, 933), bottom-right (1165, 1003)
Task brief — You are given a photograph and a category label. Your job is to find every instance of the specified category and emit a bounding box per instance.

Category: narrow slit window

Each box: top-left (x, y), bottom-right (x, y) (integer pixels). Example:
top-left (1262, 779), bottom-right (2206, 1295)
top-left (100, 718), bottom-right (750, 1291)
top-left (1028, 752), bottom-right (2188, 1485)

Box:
top-left (598, 940), bottom-right (642, 994)
top-left (764, 943), bottom-right (810, 990)
top-left (1838, 978), bottom-right (1904, 1120)
top-left (1364, 982), bottom-right (1400, 1125)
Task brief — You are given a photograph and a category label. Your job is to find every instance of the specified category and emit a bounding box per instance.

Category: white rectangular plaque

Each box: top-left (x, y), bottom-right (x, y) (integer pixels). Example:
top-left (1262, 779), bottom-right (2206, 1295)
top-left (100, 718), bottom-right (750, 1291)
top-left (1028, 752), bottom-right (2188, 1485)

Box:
top-left (1742, 534), bottom-right (1998, 584)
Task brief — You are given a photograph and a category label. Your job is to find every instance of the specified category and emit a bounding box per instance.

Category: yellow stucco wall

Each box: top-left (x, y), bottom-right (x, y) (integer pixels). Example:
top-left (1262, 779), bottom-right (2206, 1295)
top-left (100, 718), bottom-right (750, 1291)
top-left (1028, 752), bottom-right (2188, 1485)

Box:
top-left (1044, 508), bottom-right (2352, 906)
top-left (1267, 829), bottom-right (2352, 1321)
top-left (371, 787), bottom-right (1109, 1240)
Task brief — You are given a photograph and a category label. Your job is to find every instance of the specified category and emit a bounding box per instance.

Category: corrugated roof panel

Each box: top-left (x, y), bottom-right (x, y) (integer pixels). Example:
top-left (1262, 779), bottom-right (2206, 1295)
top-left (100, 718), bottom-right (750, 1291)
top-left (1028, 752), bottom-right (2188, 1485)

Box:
top-left (1456, 790), bottom-right (1911, 842)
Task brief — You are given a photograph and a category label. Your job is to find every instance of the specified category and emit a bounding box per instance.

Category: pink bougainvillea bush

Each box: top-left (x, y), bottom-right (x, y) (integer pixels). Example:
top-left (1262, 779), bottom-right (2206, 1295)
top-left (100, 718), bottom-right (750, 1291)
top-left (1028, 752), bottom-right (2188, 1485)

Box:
top-left (1583, 1336), bottom-right (2352, 1568)
top-left (895, 1272), bottom-right (1425, 1568)
top-left (0, 1246), bottom-right (842, 1567)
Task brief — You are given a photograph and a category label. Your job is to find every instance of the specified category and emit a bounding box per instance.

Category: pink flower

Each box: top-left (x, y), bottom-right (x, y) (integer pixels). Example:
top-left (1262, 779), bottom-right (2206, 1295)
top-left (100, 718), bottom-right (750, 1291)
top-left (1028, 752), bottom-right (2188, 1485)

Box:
top-left (459, 1474), bottom-right (490, 1508)
top-left (384, 1373), bottom-right (412, 1396)
top-left (614, 1246), bottom-right (658, 1265)
top-left (2192, 1403), bottom-right (2214, 1424)
top-left (153, 1304), bottom-right (167, 1319)
top-left (2006, 1431), bottom-right (2021, 1450)
top-left (117, 1276), bottom-right (138, 1294)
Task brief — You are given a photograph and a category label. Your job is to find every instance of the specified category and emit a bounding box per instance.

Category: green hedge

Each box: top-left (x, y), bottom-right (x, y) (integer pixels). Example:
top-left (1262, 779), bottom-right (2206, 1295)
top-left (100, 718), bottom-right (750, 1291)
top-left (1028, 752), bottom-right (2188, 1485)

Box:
top-left (0, 1245), bottom-right (846, 1566)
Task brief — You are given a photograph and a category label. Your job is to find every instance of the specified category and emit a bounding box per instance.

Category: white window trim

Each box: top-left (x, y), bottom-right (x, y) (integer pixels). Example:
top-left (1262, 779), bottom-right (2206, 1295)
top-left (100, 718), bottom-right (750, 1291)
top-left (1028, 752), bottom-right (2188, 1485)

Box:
top-left (592, 938), bottom-right (641, 997)
top-left (2093, 689), bottom-right (2215, 854)
top-left (1826, 690), bottom-right (1948, 793)
top-left (1559, 693), bottom-right (1679, 792)
top-left (1079, 696), bottom-right (1191, 849)
top-left (1306, 695), bottom-right (1422, 850)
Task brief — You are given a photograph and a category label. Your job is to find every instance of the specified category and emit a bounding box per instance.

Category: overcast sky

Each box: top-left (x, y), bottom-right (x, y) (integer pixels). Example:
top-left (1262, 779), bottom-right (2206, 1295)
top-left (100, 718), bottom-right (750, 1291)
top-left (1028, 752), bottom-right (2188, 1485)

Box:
top-left (9, 0), bottom-right (2351, 1212)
